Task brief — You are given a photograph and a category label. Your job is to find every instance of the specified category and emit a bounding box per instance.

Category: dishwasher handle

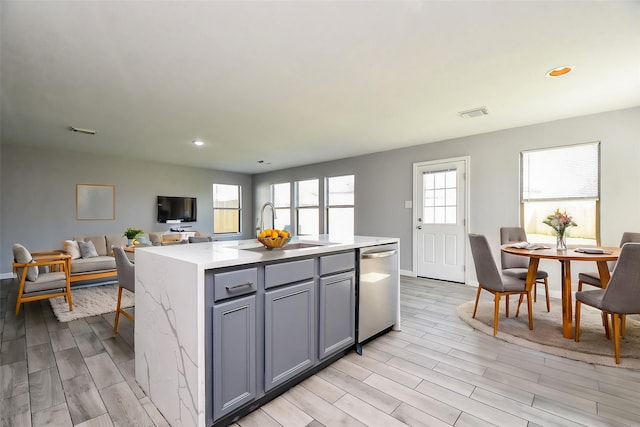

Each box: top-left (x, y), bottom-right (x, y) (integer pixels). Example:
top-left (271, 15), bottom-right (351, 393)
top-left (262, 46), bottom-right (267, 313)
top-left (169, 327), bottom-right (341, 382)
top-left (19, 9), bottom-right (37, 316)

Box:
top-left (361, 249), bottom-right (397, 259)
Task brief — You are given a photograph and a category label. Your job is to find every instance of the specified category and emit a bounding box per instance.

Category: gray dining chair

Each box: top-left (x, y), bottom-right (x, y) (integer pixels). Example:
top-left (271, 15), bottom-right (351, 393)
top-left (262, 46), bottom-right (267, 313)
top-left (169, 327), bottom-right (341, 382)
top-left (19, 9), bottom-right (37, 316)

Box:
top-left (469, 233), bottom-right (533, 336)
top-left (500, 227), bottom-right (551, 312)
top-left (575, 242), bottom-right (640, 364)
top-left (113, 246), bottom-right (135, 336)
top-left (578, 232), bottom-right (640, 337)
top-left (578, 232), bottom-right (640, 291)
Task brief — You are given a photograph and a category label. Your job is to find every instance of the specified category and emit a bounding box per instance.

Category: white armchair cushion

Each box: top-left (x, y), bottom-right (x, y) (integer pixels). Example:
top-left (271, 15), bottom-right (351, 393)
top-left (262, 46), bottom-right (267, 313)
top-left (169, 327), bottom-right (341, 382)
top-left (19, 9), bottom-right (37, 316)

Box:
top-left (12, 243), bottom-right (39, 281)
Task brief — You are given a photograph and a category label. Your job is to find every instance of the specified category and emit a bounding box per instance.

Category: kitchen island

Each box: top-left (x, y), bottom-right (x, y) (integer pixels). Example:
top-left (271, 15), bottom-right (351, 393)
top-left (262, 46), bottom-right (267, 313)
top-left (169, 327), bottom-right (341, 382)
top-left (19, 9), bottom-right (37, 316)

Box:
top-left (134, 235), bottom-right (399, 427)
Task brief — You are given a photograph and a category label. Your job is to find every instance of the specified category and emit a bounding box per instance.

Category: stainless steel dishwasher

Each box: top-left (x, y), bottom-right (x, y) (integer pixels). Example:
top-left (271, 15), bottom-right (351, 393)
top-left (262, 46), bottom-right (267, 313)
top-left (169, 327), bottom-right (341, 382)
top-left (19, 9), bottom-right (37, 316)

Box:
top-left (357, 243), bottom-right (399, 354)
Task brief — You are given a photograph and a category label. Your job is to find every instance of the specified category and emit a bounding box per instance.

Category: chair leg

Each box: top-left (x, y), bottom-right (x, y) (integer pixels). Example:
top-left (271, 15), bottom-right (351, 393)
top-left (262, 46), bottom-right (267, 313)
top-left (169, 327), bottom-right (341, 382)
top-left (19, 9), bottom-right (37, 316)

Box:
top-left (472, 286), bottom-right (482, 319)
top-left (493, 292), bottom-right (500, 336)
top-left (515, 294), bottom-right (523, 318)
top-left (575, 300), bottom-right (582, 342)
top-left (505, 295), bottom-right (509, 318)
top-left (526, 291), bottom-right (533, 330)
top-left (613, 313), bottom-right (621, 364)
top-left (533, 282), bottom-right (537, 302)
top-left (113, 286), bottom-right (123, 336)
top-left (603, 313), bottom-right (611, 340)
top-left (543, 278), bottom-right (550, 312)
top-left (621, 315), bottom-right (627, 338)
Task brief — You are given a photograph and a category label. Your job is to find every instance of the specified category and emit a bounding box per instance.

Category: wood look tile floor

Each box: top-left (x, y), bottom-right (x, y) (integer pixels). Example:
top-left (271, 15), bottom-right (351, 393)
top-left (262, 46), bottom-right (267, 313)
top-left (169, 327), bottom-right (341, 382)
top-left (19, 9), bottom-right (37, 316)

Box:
top-left (2, 276), bottom-right (640, 427)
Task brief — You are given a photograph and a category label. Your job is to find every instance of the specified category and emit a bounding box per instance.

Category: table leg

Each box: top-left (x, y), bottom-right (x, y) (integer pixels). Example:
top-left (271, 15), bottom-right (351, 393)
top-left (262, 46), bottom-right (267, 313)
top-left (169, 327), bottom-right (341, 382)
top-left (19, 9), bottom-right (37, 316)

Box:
top-left (560, 260), bottom-right (573, 338)
top-left (525, 258), bottom-right (540, 292)
top-left (517, 258), bottom-right (540, 317)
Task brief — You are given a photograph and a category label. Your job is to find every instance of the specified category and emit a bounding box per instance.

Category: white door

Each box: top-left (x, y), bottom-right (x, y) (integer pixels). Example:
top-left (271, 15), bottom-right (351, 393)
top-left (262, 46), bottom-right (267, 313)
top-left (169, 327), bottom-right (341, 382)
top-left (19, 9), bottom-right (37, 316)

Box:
top-left (414, 159), bottom-right (467, 282)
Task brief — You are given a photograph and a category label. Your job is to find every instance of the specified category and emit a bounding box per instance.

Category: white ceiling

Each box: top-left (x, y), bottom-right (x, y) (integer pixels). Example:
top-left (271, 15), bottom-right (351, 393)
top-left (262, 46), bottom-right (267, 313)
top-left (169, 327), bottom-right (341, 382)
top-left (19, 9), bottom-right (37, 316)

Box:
top-left (2, 1), bottom-right (639, 174)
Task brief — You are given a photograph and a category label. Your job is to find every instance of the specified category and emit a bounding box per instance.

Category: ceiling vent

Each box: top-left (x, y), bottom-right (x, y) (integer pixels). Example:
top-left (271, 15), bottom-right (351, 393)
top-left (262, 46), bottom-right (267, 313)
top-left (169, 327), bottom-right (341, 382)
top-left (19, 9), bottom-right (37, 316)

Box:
top-left (458, 107), bottom-right (489, 119)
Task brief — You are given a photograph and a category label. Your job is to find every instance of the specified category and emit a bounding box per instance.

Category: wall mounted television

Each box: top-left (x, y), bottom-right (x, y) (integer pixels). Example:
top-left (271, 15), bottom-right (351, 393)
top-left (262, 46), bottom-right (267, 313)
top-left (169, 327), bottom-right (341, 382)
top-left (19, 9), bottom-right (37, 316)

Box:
top-left (157, 196), bottom-right (197, 223)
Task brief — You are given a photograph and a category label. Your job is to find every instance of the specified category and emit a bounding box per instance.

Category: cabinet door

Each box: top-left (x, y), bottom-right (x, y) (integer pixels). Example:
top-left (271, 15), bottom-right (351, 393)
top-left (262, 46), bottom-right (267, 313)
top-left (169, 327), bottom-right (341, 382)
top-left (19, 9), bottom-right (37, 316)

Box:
top-left (319, 271), bottom-right (355, 360)
top-left (264, 281), bottom-right (315, 391)
top-left (212, 295), bottom-right (256, 420)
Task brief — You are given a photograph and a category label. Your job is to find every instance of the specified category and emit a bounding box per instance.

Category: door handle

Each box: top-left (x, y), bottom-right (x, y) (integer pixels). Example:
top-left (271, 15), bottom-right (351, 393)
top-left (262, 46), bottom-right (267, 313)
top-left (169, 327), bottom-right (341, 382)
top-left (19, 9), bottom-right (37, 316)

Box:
top-left (362, 250), bottom-right (397, 259)
top-left (416, 225), bottom-right (422, 230)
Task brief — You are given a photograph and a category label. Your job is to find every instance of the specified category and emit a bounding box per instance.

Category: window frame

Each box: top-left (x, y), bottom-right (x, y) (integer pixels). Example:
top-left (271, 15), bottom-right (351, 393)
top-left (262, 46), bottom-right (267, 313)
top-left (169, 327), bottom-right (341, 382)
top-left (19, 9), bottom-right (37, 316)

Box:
top-left (520, 142), bottom-right (601, 245)
top-left (295, 178), bottom-right (320, 236)
top-left (325, 174), bottom-right (355, 235)
top-left (212, 183), bottom-right (242, 235)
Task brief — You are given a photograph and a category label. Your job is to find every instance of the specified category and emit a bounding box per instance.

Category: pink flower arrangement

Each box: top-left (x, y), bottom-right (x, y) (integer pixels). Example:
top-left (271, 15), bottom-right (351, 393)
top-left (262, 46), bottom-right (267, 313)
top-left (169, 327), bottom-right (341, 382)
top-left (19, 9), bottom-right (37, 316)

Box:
top-left (543, 209), bottom-right (577, 237)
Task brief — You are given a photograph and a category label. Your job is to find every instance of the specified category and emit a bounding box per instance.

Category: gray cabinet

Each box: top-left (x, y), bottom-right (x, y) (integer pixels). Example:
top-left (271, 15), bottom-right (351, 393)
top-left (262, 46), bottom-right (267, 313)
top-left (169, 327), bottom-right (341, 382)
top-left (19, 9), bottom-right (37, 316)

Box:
top-left (212, 294), bottom-right (256, 420)
top-left (318, 251), bottom-right (356, 360)
top-left (319, 271), bottom-right (355, 360)
top-left (264, 280), bottom-right (316, 391)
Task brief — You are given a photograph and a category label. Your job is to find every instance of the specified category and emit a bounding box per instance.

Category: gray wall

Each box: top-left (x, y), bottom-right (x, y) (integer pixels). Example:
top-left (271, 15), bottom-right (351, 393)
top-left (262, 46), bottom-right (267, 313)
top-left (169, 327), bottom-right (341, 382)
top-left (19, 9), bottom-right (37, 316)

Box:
top-left (1, 145), bottom-right (253, 274)
top-left (253, 107), bottom-right (640, 290)
top-left (3, 107), bottom-right (638, 289)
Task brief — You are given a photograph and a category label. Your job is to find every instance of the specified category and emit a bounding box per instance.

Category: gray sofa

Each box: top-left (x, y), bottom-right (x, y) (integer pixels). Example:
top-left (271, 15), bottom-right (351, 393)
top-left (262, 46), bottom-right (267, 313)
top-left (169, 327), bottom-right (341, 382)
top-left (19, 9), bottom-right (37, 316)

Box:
top-left (62, 234), bottom-right (127, 286)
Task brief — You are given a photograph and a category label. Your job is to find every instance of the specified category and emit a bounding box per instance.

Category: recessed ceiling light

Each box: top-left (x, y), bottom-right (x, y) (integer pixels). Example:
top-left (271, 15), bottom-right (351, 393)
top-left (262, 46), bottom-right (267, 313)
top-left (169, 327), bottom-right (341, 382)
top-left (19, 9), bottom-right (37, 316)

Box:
top-left (546, 66), bottom-right (572, 77)
top-left (192, 139), bottom-right (204, 146)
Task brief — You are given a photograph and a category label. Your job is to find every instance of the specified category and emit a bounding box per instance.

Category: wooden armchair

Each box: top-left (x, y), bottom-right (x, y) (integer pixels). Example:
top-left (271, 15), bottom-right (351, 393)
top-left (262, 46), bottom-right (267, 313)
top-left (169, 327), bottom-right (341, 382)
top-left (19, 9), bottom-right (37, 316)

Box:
top-left (12, 244), bottom-right (72, 315)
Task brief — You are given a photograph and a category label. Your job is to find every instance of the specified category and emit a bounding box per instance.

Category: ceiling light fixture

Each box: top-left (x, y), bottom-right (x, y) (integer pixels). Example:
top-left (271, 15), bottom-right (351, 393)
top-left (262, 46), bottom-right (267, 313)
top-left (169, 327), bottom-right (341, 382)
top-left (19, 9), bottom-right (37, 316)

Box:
top-left (70, 126), bottom-right (96, 135)
top-left (192, 139), bottom-right (204, 146)
top-left (546, 66), bottom-right (572, 77)
top-left (458, 107), bottom-right (489, 119)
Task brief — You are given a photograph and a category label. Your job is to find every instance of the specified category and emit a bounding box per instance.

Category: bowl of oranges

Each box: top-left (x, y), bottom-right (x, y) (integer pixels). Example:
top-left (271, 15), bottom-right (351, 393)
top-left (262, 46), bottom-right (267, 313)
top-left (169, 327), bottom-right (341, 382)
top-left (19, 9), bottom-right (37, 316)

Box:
top-left (257, 228), bottom-right (291, 249)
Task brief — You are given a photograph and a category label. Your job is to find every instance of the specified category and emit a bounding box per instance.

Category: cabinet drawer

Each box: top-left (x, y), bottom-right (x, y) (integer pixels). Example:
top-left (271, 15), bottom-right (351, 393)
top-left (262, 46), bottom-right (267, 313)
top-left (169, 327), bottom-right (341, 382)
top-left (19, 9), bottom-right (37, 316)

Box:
top-left (265, 258), bottom-right (314, 289)
top-left (213, 268), bottom-right (258, 302)
top-left (319, 251), bottom-right (355, 276)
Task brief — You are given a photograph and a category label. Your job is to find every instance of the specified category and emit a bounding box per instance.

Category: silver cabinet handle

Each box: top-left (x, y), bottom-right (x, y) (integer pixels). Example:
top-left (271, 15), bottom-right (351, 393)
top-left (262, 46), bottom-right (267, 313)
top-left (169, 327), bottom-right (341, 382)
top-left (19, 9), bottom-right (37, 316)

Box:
top-left (225, 282), bottom-right (254, 291)
top-left (362, 249), bottom-right (397, 259)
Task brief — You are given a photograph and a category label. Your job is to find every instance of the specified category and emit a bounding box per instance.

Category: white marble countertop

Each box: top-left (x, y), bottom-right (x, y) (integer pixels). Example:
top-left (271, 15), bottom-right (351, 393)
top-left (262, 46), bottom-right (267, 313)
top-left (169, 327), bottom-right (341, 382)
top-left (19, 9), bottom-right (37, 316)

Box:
top-left (134, 234), bottom-right (398, 270)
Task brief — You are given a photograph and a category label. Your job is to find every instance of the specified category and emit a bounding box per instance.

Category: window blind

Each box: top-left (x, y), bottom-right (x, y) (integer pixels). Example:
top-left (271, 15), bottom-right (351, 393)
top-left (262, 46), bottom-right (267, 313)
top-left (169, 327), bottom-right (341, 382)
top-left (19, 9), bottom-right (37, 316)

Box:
top-left (521, 142), bottom-right (600, 201)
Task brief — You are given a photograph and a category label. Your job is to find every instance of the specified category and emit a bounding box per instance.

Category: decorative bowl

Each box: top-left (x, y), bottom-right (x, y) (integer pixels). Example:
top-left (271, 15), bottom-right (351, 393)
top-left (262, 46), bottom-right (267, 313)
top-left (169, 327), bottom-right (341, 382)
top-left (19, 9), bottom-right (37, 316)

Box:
top-left (257, 236), bottom-right (291, 249)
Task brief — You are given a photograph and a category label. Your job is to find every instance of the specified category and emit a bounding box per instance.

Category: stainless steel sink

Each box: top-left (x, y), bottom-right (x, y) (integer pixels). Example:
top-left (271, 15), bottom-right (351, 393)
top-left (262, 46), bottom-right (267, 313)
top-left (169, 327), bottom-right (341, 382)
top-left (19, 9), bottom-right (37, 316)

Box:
top-left (241, 242), bottom-right (324, 252)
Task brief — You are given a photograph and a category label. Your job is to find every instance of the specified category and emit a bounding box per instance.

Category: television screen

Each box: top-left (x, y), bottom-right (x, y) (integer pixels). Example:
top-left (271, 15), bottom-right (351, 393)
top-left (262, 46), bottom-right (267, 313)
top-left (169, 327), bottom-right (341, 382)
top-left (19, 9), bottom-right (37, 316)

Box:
top-left (157, 196), bottom-right (197, 223)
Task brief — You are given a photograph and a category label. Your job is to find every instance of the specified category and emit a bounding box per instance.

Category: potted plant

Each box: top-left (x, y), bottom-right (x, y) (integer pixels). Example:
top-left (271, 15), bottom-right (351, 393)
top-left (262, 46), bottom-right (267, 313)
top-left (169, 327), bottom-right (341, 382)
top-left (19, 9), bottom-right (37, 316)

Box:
top-left (124, 227), bottom-right (143, 246)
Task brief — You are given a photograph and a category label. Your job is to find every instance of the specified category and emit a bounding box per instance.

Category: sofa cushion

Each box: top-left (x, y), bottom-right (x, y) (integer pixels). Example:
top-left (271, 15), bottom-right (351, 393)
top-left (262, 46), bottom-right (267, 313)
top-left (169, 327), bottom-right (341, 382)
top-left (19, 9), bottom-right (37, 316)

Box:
top-left (78, 241), bottom-right (99, 259)
top-left (74, 235), bottom-right (108, 256)
top-left (24, 271), bottom-right (66, 293)
top-left (70, 256), bottom-right (116, 274)
top-left (63, 240), bottom-right (81, 259)
top-left (12, 243), bottom-right (38, 281)
top-left (106, 234), bottom-right (128, 254)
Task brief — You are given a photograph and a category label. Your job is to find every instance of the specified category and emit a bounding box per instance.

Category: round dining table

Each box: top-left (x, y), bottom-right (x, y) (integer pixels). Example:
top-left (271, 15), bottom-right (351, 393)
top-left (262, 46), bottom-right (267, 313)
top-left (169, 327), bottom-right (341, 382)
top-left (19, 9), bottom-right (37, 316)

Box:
top-left (500, 245), bottom-right (620, 338)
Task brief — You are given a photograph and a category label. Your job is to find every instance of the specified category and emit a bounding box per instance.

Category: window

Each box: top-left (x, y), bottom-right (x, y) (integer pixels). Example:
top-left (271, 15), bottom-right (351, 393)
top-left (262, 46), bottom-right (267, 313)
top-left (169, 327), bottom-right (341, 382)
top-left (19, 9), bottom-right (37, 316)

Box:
top-left (271, 182), bottom-right (291, 231)
top-left (326, 175), bottom-right (354, 235)
top-left (295, 179), bottom-right (319, 235)
top-left (521, 142), bottom-right (600, 245)
top-left (212, 184), bottom-right (241, 234)
top-left (422, 169), bottom-right (457, 224)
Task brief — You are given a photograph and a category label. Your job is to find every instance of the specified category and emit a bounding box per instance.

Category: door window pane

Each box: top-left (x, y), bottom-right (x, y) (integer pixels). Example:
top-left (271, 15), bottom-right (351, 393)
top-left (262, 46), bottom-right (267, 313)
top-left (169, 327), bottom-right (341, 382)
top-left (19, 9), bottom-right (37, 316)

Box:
top-left (422, 170), bottom-right (456, 224)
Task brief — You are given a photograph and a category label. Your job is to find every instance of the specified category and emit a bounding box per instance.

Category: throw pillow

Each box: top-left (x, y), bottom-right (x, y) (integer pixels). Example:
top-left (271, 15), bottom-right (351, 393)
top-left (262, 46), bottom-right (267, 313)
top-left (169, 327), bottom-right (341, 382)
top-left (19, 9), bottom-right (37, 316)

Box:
top-left (63, 240), bottom-right (81, 259)
top-left (78, 240), bottom-right (99, 259)
top-left (12, 243), bottom-right (39, 281)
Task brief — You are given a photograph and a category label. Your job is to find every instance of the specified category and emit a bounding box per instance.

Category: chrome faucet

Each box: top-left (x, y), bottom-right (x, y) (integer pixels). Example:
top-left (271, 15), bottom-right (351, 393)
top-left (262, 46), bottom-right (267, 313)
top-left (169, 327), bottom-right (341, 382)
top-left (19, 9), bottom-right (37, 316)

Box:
top-left (257, 202), bottom-right (277, 235)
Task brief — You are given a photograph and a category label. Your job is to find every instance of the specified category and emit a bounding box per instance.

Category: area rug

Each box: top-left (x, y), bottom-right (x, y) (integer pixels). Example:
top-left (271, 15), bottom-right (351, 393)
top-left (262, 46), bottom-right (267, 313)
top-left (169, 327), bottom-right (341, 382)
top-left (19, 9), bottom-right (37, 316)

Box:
top-left (457, 299), bottom-right (640, 369)
top-left (50, 284), bottom-right (134, 322)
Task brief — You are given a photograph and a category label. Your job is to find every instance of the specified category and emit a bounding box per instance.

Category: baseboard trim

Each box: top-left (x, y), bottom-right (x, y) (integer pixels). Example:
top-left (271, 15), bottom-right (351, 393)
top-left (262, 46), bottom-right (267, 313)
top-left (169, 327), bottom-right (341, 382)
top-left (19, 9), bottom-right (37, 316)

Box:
top-left (400, 269), bottom-right (415, 277)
